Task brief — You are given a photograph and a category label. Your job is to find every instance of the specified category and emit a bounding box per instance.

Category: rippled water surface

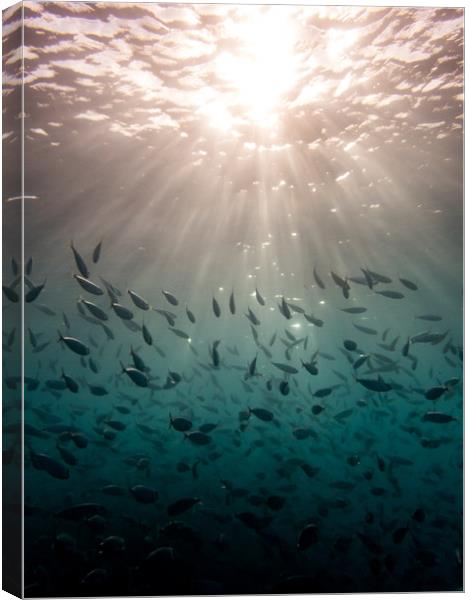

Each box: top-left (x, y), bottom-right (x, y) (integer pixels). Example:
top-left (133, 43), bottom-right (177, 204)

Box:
top-left (2, 2), bottom-right (464, 596)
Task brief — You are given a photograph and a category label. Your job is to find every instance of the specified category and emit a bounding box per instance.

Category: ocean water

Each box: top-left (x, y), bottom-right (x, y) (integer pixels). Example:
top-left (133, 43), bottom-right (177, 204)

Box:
top-left (2, 2), bottom-right (463, 596)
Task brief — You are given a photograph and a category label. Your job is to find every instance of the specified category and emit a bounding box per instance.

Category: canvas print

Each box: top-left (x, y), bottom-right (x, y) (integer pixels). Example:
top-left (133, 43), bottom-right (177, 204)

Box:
top-left (2, 2), bottom-right (464, 597)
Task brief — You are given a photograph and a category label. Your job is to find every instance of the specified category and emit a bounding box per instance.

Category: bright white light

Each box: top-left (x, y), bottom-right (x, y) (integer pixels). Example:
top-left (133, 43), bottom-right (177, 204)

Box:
top-left (215, 9), bottom-right (299, 126)
top-left (327, 28), bottom-right (359, 59)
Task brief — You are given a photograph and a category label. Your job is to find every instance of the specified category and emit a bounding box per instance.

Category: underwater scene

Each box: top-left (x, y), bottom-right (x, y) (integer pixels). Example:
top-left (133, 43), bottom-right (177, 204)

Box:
top-left (2, 2), bottom-right (464, 596)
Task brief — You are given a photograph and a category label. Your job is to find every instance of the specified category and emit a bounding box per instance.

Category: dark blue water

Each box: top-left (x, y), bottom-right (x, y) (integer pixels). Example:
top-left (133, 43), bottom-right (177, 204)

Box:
top-left (2, 2), bottom-right (463, 596)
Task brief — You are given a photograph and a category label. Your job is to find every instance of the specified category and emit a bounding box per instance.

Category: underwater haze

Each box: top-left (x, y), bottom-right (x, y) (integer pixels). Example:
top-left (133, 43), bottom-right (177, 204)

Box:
top-left (2, 2), bottom-right (464, 596)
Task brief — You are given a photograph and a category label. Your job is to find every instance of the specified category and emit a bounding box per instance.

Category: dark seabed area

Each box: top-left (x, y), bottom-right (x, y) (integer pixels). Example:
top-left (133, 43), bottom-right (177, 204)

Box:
top-left (2, 2), bottom-right (463, 596)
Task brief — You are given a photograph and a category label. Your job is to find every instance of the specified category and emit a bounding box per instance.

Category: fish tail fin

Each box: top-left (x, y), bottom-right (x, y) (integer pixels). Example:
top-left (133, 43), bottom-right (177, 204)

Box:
top-left (57, 330), bottom-right (63, 343)
top-left (168, 413), bottom-right (173, 429)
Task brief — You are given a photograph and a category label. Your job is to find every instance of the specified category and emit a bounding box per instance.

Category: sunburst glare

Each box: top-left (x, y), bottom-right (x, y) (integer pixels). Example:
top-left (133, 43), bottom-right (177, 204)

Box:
top-left (214, 8), bottom-right (299, 129)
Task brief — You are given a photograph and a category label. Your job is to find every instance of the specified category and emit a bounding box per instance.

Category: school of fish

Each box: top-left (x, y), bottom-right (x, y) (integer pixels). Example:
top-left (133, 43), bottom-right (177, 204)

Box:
top-left (3, 240), bottom-right (463, 595)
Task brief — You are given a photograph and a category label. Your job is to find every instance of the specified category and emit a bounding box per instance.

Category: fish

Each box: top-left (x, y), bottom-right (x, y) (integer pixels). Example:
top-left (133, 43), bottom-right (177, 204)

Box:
top-left (416, 314), bottom-right (442, 322)
top-left (56, 444), bottom-right (78, 466)
top-left (154, 308), bottom-right (176, 326)
top-left (341, 307), bottom-right (367, 314)
top-left (30, 449), bottom-right (69, 480)
top-left (162, 290), bottom-right (179, 306)
top-left (55, 503), bottom-right (106, 521)
top-left (128, 290), bottom-right (150, 310)
top-left (62, 370), bottom-right (79, 393)
top-left (425, 386), bottom-right (448, 400)
top-left (89, 384), bottom-right (108, 396)
top-left (27, 328), bottom-right (36, 347)
top-left (300, 463), bottom-right (320, 478)
top-left (353, 354), bottom-right (369, 370)
top-left (229, 290), bottom-right (236, 314)
top-left (271, 362), bottom-right (298, 374)
top-left (100, 277), bottom-right (121, 299)
top-left (25, 280), bottom-right (46, 303)
top-left (3, 285), bottom-right (19, 302)
top-left (246, 307), bottom-right (260, 326)
top-left (313, 267), bottom-right (325, 289)
top-left (246, 355), bottom-right (258, 379)
top-left (120, 363), bottom-right (148, 387)
top-left (184, 431), bottom-right (212, 445)
top-left (169, 414), bottom-right (192, 432)
top-left (74, 275), bottom-right (104, 296)
top-left (81, 299), bottom-right (108, 321)
top-left (333, 408), bottom-right (354, 422)
top-left (318, 352), bottom-right (335, 361)
top-left (186, 307), bottom-right (196, 323)
top-left (375, 290), bottom-right (404, 299)
top-left (304, 314), bottom-right (323, 327)
top-left (32, 341), bottom-right (50, 354)
top-left (103, 419), bottom-right (126, 431)
top-left (402, 338), bottom-right (411, 357)
top-left (361, 268), bottom-right (374, 289)
top-left (200, 422), bottom-right (218, 433)
top-left (356, 376), bottom-right (392, 392)
top-left (302, 360), bottom-right (318, 376)
top-left (92, 241), bottom-right (102, 264)
top-left (422, 411), bottom-right (456, 424)
top-left (412, 508), bottom-right (426, 523)
top-left (399, 277), bottom-right (418, 290)
top-left (331, 271), bottom-right (350, 298)
top-left (46, 379), bottom-right (67, 390)
top-left (11, 257), bottom-right (19, 276)
top-left (167, 497), bottom-right (200, 516)
top-left (212, 297), bottom-right (221, 317)
top-left (130, 485), bottom-right (159, 503)
top-left (293, 427), bottom-right (312, 440)
top-left (211, 341), bottom-right (220, 368)
top-left (393, 526), bottom-right (409, 544)
top-left (169, 327), bottom-right (190, 340)
top-left (343, 339), bottom-right (357, 352)
top-left (248, 407), bottom-right (274, 422)
top-left (62, 312), bottom-right (71, 329)
top-left (142, 323), bottom-right (153, 346)
top-left (297, 523), bottom-right (319, 550)
top-left (353, 323), bottom-right (377, 335)
top-left (255, 288), bottom-right (265, 306)
top-left (313, 387), bottom-right (333, 398)
top-left (111, 303), bottom-right (134, 320)
top-left (58, 331), bottom-right (90, 356)
top-left (70, 242), bottom-right (89, 278)
top-left (279, 297), bottom-right (292, 319)
top-left (288, 302), bottom-right (305, 314)
top-left (367, 269), bottom-right (392, 284)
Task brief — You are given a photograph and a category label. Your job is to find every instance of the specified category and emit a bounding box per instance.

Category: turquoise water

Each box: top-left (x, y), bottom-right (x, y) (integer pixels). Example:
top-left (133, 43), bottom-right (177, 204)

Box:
top-left (2, 2), bottom-right (463, 595)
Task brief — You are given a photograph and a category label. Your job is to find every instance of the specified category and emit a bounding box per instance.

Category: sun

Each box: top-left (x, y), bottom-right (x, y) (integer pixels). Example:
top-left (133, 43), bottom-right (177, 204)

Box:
top-left (213, 8), bottom-right (299, 129)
